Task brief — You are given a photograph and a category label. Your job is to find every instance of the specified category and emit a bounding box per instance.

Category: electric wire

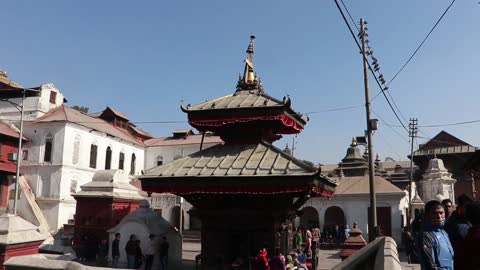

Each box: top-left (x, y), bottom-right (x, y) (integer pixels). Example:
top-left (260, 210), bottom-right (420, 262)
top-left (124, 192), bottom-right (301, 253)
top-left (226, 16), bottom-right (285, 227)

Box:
top-left (304, 104), bottom-right (364, 115)
top-left (333, 0), bottom-right (409, 133)
top-left (387, 0), bottom-right (457, 86)
top-left (375, 129), bottom-right (404, 160)
top-left (378, 118), bottom-right (480, 129)
top-left (371, 110), bottom-right (409, 144)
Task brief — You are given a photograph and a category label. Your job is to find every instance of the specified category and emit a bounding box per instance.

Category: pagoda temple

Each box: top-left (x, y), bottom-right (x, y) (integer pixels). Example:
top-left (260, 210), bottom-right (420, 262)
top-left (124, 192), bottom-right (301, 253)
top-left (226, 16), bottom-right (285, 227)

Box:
top-left (140, 36), bottom-right (336, 269)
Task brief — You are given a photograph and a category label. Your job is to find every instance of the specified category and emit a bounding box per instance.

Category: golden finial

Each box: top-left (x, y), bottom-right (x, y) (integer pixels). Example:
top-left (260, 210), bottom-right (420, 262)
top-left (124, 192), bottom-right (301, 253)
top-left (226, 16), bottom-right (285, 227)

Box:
top-left (243, 35), bottom-right (256, 84)
top-left (350, 137), bottom-right (357, 147)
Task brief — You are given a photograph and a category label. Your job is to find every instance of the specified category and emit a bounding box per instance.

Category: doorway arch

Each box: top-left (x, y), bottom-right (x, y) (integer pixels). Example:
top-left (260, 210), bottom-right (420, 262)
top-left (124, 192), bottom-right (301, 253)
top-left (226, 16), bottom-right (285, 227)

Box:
top-left (300, 206), bottom-right (320, 229)
top-left (170, 206), bottom-right (185, 230)
top-left (324, 206), bottom-right (346, 228)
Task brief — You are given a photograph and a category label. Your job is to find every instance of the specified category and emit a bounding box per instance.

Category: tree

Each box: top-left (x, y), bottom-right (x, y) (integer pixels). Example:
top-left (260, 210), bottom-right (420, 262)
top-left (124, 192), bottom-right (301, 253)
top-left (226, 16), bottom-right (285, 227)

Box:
top-left (71, 105), bottom-right (89, 113)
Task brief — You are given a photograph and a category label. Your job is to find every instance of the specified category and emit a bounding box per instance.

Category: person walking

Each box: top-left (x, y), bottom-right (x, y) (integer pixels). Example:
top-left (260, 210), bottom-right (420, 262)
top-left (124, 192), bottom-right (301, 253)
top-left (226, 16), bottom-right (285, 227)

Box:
top-left (455, 201), bottom-right (480, 270)
top-left (144, 234), bottom-right (156, 270)
top-left (125, 235), bottom-right (137, 269)
top-left (112, 233), bottom-right (121, 268)
top-left (416, 200), bottom-right (454, 270)
top-left (159, 236), bottom-right (169, 270)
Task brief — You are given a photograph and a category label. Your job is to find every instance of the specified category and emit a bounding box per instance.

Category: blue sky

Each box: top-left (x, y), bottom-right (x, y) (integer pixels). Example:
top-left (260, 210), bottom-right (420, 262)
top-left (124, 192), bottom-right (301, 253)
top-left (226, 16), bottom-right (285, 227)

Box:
top-left (1, 0), bottom-right (479, 164)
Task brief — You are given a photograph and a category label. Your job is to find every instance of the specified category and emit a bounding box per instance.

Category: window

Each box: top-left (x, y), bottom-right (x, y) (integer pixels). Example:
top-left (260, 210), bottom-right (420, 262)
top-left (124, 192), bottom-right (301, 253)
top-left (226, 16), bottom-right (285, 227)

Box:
top-left (44, 134), bottom-right (53, 162)
top-left (49, 91), bottom-right (57, 104)
top-left (105, 146), bottom-right (112, 169)
top-left (22, 150), bottom-right (28, 160)
top-left (70, 179), bottom-right (78, 194)
top-left (130, 153), bottom-right (136, 175)
top-left (72, 136), bottom-right (80, 165)
top-left (156, 155), bottom-right (163, 166)
top-left (119, 152), bottom-right (125, 170)
top-left (89, 144), bottom-right (98, 168)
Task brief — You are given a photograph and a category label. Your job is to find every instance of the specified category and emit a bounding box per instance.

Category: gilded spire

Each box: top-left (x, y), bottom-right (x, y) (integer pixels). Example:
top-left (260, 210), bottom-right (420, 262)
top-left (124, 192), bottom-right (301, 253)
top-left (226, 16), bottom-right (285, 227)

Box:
top-left (243, 35), bottom-right (256, 84)
top-left (350, 137), bottom-right (357, 147)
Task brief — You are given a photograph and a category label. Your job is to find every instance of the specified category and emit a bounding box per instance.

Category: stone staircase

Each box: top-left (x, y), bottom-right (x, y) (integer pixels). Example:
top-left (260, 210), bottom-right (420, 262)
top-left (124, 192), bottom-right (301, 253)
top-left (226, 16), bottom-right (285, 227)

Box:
top-left (182, 230), bottom-right (201, 243)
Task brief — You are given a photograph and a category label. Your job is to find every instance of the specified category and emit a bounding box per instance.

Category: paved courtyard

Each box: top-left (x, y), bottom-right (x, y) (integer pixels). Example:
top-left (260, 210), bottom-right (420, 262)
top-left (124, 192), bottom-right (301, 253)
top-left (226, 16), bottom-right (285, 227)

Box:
top-left (178, 240), bottom-right (419, 270)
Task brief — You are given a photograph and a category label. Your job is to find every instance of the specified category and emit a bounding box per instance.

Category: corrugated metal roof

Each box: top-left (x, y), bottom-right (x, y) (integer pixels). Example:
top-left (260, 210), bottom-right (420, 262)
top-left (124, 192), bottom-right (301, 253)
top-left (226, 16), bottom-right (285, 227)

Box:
top-left (144, 141), bottom-right (332, 179)
top-left (144, 134), bottom-right (223, 147)
top-left (185, 91), bottom-right (285, 111)
top-left (103, 106), bottom-right (129, 120)
top-left (0, 74), bottom-right (23, 90)
top-left (0, 121), bottom-right (23, 139)
top-left (34, 105), bottom-right (144, 145)
top-left (333, 175), bottom-right (404, 195)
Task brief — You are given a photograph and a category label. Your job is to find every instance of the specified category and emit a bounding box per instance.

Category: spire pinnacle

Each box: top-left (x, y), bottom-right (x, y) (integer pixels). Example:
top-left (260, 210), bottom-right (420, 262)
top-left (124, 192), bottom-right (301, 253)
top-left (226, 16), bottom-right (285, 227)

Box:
top-left (350, 137), bottom-right (357, 147)
top-left (243, 35), bottom-right (256, 84)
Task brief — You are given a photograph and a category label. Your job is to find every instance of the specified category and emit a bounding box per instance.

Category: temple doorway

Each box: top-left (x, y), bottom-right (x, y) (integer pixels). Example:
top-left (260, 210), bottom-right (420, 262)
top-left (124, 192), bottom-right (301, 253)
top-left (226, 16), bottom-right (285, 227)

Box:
top-left (170, 206), bottom-right (185, 230)
top-left (300, 206), bottom-right (320, 229)
top-left (324, 206), bottom-right (346, 228)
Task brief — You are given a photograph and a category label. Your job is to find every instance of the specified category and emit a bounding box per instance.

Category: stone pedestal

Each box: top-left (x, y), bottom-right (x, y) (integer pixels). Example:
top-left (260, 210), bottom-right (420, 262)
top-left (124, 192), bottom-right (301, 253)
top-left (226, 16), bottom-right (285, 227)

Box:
top-left (339, 224), bottom-right (367, 259)
top-left (419, 158), bottom-right (456, 203)
top-left (72, 170), bottom-right (143, 260)
top-left (0, 214), bottom-right (49, 270)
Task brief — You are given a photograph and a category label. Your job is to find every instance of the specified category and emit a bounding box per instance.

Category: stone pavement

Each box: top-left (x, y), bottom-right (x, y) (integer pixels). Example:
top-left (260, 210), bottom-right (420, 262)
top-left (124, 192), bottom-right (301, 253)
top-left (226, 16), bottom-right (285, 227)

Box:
top-left (316, 248), bottom-right (419, 270)
top-left (177, 241), bottom-right (420, 270)
top-left (317, 249), bottom-right (342, 270)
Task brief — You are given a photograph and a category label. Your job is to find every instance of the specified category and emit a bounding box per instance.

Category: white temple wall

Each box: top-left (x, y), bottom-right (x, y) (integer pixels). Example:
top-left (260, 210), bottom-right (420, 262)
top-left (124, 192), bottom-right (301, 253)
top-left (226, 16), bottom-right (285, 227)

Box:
top-left (305, 194), bottom-right (405, 244)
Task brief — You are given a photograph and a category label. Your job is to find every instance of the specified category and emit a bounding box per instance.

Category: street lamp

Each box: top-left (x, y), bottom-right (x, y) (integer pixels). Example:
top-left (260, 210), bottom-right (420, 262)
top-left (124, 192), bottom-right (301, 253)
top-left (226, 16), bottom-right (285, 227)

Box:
top-left (0, 84), bottom-right (40, 215)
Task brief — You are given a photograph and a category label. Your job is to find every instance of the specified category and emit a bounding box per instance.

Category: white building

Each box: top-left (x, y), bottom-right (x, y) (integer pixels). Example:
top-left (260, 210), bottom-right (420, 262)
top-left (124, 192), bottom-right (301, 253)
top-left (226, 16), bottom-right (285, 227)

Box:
top-left (299, 175), bottom-right (407, 244)
top-left (299, 139), bottom-right (407, 244)
top-left (20, 105), bottom-right (148, 230)
top-left (0, 82), bottom-right (65, 121)
top-left (0, 73), bottom-right (223, 232)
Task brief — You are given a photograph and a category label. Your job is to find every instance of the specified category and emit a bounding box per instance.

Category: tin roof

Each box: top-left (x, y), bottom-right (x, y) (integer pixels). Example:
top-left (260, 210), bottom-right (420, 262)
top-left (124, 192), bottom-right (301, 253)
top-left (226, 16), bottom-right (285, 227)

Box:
top-left (34, 105), bottom-right (144, 145)
top-left (0, 73), bottom-right (23, 90)
top-left (143, 141), bottom-right (331, 178)
top-left (183, 91), bottom-right (288, 111)
top-left (144, 133), bottom-right (222, 147)
top-left (333, 175), bottom-right (404, 196)
top-left (0, 120), bottom-right (25, 140)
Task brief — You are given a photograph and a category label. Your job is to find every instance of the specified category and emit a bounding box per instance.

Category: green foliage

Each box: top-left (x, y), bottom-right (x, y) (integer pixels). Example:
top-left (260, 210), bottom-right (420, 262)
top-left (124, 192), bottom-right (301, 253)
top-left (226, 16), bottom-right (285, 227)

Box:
top-left (71, 105), bottom-right (89, 113)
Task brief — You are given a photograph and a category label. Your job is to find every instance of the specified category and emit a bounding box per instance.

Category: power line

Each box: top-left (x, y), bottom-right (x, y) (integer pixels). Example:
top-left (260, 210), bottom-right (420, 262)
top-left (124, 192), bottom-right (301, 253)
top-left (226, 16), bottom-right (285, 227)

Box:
top-left (332, 0), bottom-right (409, 133)
top-left (379, 118), bottom-right (480, 128)
top-left (375, 129), bottom-right (405, 160)
top-left (371, 110), bottom-right (409, 144)
top-left (387, 0), bottom-right (457, 86)
top-left (340, 0), bottom-right (358, 30)
top-left (304, 104), bottom-right (364, 115)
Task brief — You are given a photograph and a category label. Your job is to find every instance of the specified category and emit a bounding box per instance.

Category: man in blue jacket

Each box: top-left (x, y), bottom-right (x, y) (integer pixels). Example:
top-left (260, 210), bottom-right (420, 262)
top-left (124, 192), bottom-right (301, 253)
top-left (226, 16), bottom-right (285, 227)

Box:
top-left (417, 200), bottom-right (454, 270)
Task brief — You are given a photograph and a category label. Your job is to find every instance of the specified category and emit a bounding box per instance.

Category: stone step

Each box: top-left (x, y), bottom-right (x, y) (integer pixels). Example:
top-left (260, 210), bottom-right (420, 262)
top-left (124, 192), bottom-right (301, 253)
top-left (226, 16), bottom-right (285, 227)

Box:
top-left (182, 230), bottom-right (201, 243)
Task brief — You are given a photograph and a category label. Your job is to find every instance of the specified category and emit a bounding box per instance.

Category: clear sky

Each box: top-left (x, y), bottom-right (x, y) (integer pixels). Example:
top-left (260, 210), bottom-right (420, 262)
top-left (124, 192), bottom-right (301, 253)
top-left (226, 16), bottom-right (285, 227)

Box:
top-left (1, 0), bottom-right (479, 164)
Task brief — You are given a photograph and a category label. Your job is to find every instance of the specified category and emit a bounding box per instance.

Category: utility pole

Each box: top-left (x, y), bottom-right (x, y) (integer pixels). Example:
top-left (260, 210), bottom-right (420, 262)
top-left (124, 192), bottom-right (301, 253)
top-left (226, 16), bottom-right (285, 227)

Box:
top-left (408, 118), bottom-right (418, 226)
top-left (360, 18), bottom-right (378, 242)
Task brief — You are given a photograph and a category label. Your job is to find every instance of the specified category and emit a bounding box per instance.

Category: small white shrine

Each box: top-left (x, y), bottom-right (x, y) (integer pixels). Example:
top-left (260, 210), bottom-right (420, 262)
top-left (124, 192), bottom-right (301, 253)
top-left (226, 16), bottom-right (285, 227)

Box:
top-left (107, 200), bottom-right (182, 268)
top-left (419, 158), bottom-right (456, 203)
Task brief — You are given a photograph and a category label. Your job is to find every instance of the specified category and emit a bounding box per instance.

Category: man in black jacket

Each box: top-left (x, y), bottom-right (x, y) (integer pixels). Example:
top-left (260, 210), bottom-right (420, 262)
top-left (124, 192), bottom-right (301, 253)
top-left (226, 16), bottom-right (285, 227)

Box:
top-left (112, 233), bottom-right (121, 268)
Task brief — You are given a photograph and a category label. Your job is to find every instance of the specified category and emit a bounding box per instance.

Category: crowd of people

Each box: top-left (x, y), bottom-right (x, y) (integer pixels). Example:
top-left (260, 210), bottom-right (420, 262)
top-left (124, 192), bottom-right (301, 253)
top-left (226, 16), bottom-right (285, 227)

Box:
top-left (254, 224), bottom-right (342, 270)
top-left (94, 233), bottom-right (169, 269)
top-left (403, 194), bottom-right (480, 270)
top-left (254, 247), bottom-right (310, 270)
